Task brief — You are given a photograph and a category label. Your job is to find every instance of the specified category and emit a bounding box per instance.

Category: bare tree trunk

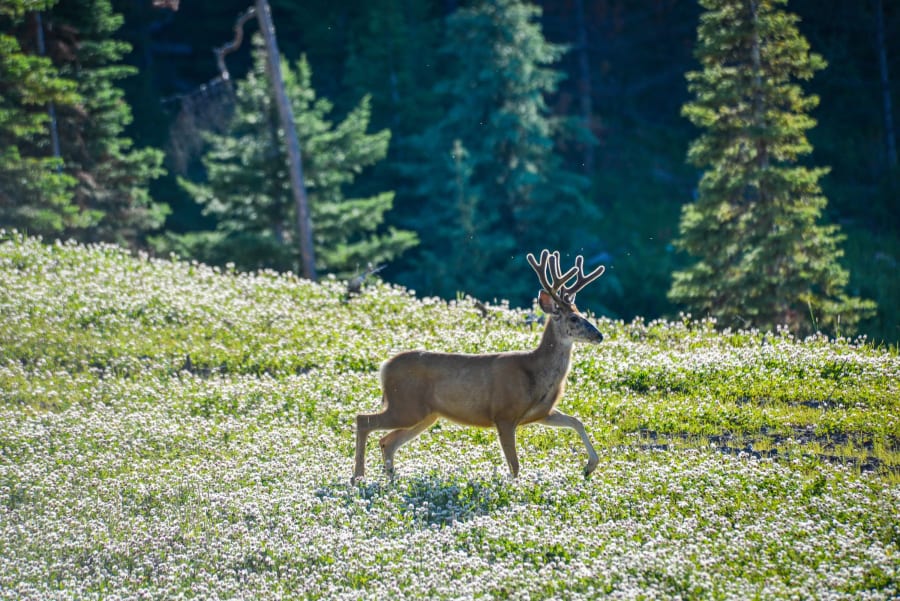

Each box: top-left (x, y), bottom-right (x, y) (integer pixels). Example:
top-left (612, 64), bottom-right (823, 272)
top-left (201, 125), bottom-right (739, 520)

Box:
top-left (875, 0), bottom-right (897, 167)
top-left (35, 12), bottom-right (62, 168)
top-left (574, 0), bottom-right (594, 174)
top-left (255, 0), bottom-right (317, 280)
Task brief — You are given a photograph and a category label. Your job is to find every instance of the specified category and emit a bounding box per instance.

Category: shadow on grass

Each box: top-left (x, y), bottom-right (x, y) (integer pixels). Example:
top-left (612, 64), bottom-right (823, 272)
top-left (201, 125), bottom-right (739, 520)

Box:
top-left (397, 473), bottom-right (515, 526)
top-left (320, 472), bottom-right (518, 527)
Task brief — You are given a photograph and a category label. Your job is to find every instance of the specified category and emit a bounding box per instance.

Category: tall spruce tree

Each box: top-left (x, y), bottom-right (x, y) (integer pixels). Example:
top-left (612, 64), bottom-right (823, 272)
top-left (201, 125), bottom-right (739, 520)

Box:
top-left (669, 0), bottom-right (875, 334)
top-left (0, 0), bottom-right (166, 244)
top-left (396, 0), bottom-right (594, 304)
top-left (47, 0), bottom-right (167, 245)
top-left (0, 0), bottom-right (83, 234)
top-left (164, 36), bottom-right (417, 277)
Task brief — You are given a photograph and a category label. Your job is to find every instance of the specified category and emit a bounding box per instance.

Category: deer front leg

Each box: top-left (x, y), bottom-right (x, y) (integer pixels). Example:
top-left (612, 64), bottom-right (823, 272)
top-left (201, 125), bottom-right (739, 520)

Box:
top-left (538, 410), bottom-right (599, 477)
top-left (495, 421), bottom-right (520, 478)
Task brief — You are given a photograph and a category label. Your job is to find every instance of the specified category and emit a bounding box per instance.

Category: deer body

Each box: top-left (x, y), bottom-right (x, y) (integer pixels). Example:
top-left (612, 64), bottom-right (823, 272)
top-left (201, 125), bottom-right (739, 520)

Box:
top-left (380, 324), bottom-right (572, 428)
top-left (352, 250), bottom-right (605, 483)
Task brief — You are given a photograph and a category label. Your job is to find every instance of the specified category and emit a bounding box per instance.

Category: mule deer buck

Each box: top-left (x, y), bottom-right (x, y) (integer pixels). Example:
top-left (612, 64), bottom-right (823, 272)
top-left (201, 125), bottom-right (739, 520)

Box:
top-left (352, 250), bottom-right (605, 484)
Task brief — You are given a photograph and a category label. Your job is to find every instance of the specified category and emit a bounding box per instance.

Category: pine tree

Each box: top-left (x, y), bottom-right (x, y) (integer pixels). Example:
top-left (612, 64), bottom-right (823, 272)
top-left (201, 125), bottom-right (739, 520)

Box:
top-left (0, 0), bottom-right (84, 234)
top-left (46, 0), bottom-right (167, 245)
top-left (165, 36), bottom-right (417, 277)
top-left (669, 0), bottom-right (875, 335)
top-left (396, 0), bottom-right (594, 303)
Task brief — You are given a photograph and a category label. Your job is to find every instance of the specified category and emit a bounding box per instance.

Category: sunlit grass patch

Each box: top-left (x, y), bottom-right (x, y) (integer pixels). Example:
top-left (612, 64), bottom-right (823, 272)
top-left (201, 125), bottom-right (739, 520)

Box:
top-left (1, 231), bottom-right (899, 599)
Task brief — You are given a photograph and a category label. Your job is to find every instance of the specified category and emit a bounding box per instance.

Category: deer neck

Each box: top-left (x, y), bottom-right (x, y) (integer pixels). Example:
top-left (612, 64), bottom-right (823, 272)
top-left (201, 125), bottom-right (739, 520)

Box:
top-left (531, 317), bottom-right (574, 379)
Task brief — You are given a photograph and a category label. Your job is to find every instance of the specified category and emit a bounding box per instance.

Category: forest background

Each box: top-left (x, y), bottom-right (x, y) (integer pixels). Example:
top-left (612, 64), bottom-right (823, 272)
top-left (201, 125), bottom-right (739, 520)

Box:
top-left (4, 0), bottom-right (899, 343)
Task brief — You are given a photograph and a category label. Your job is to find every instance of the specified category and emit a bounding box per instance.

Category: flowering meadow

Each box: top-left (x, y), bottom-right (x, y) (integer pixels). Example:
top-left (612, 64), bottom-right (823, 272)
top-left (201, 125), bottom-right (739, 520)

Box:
top-left (1, 232), bottom-right (898, 600)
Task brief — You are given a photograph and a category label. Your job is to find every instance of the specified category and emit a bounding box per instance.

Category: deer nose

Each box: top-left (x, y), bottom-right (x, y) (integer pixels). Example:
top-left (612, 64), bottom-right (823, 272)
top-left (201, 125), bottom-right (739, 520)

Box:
top-left (586, 321), bottom-right (603, 343)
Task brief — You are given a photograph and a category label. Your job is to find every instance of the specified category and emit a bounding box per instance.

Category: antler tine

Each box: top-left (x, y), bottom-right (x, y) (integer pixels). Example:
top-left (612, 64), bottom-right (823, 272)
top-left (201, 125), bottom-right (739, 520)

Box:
top-left (562, 255), bottom-right (606, 301)
top-left (548, 252), bottom-right (562, 282)
top-left (526, 250), bottom-right (554, 296)
top-left (528, 250), bottom-right (564, 306)
top-left (528, 250), bottom-right (578, 308)
top-left (525, 249), bottom-right (549, 273)
top-left (548, 251), bottom-right (578, 290)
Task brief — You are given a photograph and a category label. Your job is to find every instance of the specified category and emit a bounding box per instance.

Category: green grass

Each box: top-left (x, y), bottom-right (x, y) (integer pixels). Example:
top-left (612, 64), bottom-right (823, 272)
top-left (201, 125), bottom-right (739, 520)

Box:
top-left (1, 231), bottom-right (898, 599)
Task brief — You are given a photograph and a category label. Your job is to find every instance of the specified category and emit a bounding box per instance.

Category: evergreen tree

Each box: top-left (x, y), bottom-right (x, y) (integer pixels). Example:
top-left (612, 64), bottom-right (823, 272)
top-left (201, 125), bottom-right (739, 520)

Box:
top-left (163, 36), bottom-right (417, 277)
top-left (396, 0), bottom-right (594, 304)
top-left (669, 0), bottom-right (875, 334)
top-left (0, 0), bottom-right (84, 234)
top-left (340, 0), bottom-right (443, 137)
top-left (0, 0), bottom-right (166, 244)
top-left (47, 0), bottom-right (167, 245)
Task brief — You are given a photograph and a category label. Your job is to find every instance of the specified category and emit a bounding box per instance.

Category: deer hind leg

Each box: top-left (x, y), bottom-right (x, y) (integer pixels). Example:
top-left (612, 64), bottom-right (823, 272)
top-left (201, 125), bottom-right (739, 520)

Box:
top-left (379, 414), bottom-right (437, 479)
top-left (352, 402), bottom-right (431, 484)
top-left (537, 410), bottom-right (599, 477)
top-left (495, 421), bottom-right (520, 478)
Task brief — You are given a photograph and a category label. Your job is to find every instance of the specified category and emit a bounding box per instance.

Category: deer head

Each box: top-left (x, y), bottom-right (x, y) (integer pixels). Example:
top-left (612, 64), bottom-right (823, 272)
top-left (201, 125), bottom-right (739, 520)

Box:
top-left (527, 249), bottom-right (605, 344)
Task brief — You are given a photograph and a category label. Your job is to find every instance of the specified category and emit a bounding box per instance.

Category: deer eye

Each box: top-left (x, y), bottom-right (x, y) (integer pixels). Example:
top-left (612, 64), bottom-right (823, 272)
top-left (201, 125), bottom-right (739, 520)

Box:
top-left (568, 315), bottom-right (580, 323)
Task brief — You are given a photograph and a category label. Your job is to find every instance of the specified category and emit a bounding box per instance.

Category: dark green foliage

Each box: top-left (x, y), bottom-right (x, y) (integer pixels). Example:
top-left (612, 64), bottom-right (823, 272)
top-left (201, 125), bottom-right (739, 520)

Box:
top-left (339, 0), bottom-right (443, 138)
top-left (32, 0), bottom-right (898, 342)
top-left (0, 0), bottom-right (166, 244)
top-left (162, 37), bottom-right (417, 277)
top-left (669, 0), bottom-right (876, 335)
top-left (395, 0), bottom-right (594, 304)
top-left (0, 0), bottom-right (83, 233)
top-left (49, 0), bottom-right (167, 245)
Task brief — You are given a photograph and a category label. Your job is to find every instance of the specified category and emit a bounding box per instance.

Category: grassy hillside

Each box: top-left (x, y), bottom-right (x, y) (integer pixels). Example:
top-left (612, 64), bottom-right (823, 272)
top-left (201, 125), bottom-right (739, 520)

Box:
top-left (1, 231), bottom-right (898, 600)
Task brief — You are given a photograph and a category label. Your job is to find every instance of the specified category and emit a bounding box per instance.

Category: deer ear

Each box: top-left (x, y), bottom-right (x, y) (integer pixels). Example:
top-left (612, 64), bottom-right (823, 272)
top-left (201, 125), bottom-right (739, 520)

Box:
top-left (538, 290), bottom-right (559, 315)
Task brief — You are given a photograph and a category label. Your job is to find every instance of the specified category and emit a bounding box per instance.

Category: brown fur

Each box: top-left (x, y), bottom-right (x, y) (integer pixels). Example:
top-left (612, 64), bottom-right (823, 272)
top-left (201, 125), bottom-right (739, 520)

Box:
top-left (351, 251), bottom-right (604, 483)
top-left (352, 299), bottom-right (602, 482)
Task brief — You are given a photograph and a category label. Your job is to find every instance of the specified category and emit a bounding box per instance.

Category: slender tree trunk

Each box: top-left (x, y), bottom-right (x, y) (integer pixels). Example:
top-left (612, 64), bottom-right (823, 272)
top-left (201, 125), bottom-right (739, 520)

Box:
top-left (35, 12), bottom-right (62, 168)
top-left (749, 1), bottom-right (768, 173)
top-left (255, 0), bottom-right (317, 280)
top-left (874, 0), bottom-right (897, 167)
top-left (574, 0), bottom-right (594, 174)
